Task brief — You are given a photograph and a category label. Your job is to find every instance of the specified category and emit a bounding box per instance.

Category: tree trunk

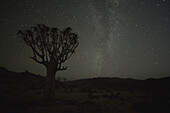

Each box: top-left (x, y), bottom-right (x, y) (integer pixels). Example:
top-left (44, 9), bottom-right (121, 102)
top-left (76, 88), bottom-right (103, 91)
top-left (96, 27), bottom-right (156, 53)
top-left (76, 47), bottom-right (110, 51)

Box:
top-left (44, 64), bottom-right (56, 104)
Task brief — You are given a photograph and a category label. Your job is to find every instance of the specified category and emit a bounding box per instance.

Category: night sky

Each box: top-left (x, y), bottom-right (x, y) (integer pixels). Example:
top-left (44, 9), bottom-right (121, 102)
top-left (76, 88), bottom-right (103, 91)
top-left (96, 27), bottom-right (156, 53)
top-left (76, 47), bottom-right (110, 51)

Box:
top-left (0, 0), bottom-right (170, 80)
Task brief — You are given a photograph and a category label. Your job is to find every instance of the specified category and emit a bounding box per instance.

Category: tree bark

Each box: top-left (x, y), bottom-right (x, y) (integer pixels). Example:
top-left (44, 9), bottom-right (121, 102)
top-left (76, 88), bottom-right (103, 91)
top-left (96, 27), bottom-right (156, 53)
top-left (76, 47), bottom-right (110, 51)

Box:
top-left (44, 64), bottom-right (56, 104)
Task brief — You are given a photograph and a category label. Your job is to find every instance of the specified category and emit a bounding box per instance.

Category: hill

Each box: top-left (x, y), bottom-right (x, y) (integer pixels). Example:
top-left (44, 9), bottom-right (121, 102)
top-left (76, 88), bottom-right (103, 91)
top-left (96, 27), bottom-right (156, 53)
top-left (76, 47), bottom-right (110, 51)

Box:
top-left (1, 66), bottom-right (169, 93)
top-left (66, 76), bottom-right (170, 93)
top-left (0, 66), bottom-right (62, 90)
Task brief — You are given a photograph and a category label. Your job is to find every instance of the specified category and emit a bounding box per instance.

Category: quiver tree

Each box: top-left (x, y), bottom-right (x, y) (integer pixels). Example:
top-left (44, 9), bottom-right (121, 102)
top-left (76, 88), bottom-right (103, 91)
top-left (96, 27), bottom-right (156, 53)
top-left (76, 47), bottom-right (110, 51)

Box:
top-left (17, 24), bottom-right (79, 102)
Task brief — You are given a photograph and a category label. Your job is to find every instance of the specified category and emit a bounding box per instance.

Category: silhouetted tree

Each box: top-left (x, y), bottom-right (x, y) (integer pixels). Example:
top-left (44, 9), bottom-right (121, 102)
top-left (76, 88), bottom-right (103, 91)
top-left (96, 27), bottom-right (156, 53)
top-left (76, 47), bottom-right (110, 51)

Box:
top-left (17, 24), bottom-right (79, 103)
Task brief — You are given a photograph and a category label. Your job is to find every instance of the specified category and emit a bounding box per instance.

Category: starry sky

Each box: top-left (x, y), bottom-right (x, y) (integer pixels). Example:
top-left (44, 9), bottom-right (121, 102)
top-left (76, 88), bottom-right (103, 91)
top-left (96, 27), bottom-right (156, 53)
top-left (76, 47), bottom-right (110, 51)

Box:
top-left (0, 0), bottom-right (170, 80)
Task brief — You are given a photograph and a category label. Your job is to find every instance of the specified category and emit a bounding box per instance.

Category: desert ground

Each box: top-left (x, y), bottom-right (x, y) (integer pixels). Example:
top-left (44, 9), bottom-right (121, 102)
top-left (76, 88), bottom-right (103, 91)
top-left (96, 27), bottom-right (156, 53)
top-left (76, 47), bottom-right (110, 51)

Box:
top-left (0, 67), bottom-right (170, 113)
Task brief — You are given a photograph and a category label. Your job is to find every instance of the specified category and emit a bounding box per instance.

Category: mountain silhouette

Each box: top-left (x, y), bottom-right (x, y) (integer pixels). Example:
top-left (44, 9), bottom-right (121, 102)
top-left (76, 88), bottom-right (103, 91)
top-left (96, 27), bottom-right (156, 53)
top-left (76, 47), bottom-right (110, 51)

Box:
top-left (0, 66), bottom-right (170, 93)
top-left (65, 76), bottom-right (170, 93)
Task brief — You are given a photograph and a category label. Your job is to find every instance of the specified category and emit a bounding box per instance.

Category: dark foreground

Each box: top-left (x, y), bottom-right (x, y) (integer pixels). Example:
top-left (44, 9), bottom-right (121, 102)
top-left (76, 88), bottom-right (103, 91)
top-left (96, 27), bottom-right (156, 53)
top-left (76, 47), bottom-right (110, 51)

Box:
top-left (0, 67), bottom-right (170, 113)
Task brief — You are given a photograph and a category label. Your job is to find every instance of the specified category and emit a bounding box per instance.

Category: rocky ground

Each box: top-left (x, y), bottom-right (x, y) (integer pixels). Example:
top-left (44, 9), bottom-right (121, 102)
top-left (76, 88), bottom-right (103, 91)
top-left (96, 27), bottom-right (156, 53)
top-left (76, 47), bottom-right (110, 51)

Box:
top-left (0, 67), bottom-right (170, 113)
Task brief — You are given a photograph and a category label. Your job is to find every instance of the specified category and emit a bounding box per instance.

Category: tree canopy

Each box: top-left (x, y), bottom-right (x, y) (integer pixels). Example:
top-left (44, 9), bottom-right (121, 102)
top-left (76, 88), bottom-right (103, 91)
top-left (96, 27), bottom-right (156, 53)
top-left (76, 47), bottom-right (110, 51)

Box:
top-left (17, 24), bottom-right (79, 71)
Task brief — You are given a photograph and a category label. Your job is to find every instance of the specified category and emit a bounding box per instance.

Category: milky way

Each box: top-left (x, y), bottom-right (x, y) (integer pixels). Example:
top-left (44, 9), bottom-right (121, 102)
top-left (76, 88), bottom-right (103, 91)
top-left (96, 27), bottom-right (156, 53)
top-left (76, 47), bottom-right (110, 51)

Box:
top-left (0, 0), bottom-right (170, 80)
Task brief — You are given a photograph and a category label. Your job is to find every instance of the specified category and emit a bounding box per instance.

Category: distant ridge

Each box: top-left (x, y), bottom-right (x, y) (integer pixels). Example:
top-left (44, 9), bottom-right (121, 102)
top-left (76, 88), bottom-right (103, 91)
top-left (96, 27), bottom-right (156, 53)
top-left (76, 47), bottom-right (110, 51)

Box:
top-left (65, 77), bottom-right (170, 93)
top-left (0, 66), bottom-right (170, 93)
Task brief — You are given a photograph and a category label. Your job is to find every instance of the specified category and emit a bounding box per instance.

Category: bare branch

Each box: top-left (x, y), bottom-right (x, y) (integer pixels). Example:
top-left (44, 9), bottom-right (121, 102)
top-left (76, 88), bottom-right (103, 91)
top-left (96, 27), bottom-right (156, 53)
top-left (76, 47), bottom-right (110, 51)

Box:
top-left (30, 56), bottom-right (43, 64)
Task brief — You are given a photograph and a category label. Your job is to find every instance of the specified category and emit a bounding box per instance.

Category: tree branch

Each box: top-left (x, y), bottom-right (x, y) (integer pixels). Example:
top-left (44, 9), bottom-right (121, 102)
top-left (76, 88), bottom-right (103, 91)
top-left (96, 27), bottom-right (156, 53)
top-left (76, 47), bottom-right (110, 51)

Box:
top-left (30, 56), bottom-right (43, 64)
